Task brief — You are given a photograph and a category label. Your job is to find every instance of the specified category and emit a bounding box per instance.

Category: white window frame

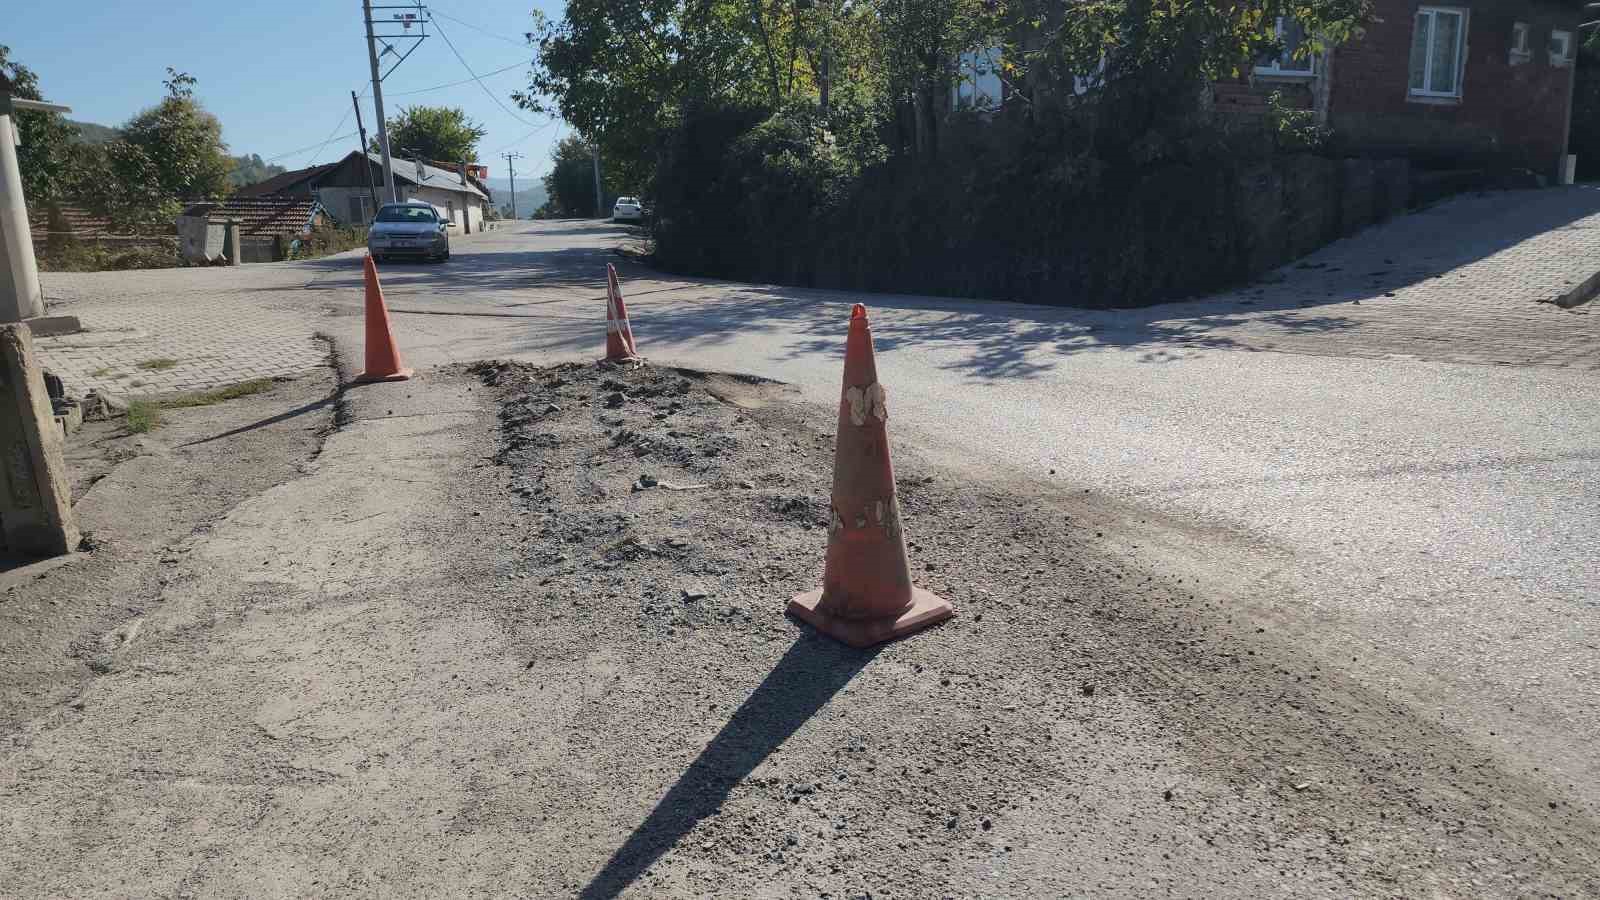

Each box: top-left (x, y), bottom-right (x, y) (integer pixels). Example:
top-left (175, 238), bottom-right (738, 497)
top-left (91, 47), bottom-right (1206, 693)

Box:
top-left (1409, 6), bottom-right (1469, 100)
top-left (1510, 22), bottom-right (1532, 66)
top-left (1549, 29), bottom-right (1573, 67)
top-left (1255, 16), bottom-right (1317, 77)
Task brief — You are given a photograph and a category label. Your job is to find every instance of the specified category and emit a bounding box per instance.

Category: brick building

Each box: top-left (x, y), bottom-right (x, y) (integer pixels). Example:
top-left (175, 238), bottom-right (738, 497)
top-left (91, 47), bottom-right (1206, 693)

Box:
top-left (1223, 1), bottom-right (1584, 180)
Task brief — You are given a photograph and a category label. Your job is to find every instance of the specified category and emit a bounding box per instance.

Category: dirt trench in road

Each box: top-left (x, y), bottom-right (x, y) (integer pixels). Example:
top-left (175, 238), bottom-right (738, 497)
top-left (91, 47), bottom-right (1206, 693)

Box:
top-left (3, 359), bottom-right (1595, 898)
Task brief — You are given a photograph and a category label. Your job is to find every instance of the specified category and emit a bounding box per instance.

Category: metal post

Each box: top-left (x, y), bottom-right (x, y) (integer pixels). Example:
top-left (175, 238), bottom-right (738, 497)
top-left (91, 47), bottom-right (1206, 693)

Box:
top-left (363, 0), bottom-right (397, 202)
top-left (502, 151), bottom-right (522, 220)
top-left (591, 143), bottom-right (603, 219)
top-left (0, 109), bottom-right (44, 322)
top-left (819, 0), bottom-right (832, 116)
top-left (351, 91), bottom-right (379, 219)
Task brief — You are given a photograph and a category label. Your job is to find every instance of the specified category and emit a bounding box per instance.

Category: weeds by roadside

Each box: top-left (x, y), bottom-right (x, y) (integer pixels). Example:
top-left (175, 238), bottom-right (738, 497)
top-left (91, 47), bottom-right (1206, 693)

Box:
top-left (289, 225), bottom-right (369, 260)
top-left (136, 358), bottom-right (178, 371)
top-left (123, 378), bottom-right (278, 432)
top-left (36, 241), bottom-right (184, 273)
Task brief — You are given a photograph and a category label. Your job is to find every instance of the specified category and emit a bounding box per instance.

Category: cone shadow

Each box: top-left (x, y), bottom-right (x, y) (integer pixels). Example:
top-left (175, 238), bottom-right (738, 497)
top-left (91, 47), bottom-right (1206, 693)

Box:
top-left (576, 637), bottom-right (879, 900)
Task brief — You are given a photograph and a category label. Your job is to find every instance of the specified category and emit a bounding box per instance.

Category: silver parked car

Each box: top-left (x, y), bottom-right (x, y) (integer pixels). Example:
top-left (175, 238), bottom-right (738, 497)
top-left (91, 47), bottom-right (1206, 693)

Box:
top-left (367, 201), bottom-right (452, 263)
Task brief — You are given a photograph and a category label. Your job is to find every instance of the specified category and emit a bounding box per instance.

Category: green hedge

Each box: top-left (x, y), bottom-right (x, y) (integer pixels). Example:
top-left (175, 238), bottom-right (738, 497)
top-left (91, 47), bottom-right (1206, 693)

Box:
top-left (653, 103), bottom-right (1278, 308)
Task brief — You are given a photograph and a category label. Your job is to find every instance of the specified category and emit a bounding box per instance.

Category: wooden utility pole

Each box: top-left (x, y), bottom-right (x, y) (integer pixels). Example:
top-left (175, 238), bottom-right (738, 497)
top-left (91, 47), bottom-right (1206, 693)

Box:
top-left (351, 91), bottom-right (379, 219)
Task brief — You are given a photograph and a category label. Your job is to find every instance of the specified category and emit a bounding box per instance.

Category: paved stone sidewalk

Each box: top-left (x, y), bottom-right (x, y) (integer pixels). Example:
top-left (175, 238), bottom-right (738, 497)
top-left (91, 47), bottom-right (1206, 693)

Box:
top-left (1123, 186), bottom-right (1600, 369)
top-left (33, 263), bottom-right (337, 397)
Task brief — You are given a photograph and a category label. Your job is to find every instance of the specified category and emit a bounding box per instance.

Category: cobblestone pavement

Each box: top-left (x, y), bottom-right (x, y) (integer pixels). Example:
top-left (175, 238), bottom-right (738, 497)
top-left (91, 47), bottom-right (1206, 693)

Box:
top-left (35, 259), bottom-right (345, 397)
top-left (1115, 185), bottom-right (1600, 369)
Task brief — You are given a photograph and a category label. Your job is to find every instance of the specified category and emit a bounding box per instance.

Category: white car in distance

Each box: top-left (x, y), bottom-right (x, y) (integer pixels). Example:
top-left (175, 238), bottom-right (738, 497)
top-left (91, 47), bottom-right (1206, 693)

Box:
top-left (612, 196), bottom-right (644, 224)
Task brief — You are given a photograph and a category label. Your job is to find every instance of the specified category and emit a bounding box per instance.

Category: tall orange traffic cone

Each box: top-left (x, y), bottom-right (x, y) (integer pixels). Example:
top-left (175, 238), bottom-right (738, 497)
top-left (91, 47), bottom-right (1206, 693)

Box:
top-left (787, 304), bottom-right (954, 648)
top-left (605, 264), bottom-right (642, 362)
top-left (355, 254), bottom-right (413, 383)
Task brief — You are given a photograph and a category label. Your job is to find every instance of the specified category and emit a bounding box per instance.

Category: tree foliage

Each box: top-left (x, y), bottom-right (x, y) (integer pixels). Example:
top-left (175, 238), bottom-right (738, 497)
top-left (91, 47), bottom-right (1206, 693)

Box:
top-left (0, 45), bottom-right (81, 203)
top-left (228, 154), bottom-right (288, 188)
top-left (373, 105), bottom-right (487, 163)
top-left (2, 54), bottom-right (235, 225)
top-left (540, 135), bottom-right (602, 217)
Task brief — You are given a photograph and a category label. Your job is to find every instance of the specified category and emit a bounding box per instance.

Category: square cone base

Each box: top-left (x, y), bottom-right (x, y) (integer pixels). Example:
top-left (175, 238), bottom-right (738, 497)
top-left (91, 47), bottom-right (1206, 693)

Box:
top-left (787, 587), bottom-right (955, 649)
top-left (354, 368), bottom-right (413, 384)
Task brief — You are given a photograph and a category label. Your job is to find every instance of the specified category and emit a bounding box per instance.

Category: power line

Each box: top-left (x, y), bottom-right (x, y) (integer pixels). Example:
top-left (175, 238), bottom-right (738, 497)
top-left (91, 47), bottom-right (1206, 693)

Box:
top-left (429, 9), bottom-right (530, 47)
top-left (261, 127), bottom-right (358, 165)
top-left (306, 106), bottom-right (357, 166)
top-left (492, 116), bottom-right (560, 154)
top-left (388, 61), bottom-right (526, 97)
top-left (429, 15), bottom-right (542, 129)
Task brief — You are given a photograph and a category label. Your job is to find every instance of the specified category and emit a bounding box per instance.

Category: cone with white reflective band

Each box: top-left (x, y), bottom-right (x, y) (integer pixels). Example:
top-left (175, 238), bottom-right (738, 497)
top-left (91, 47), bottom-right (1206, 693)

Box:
top-left (605, 264), bottom-right (641, 362)
top-left (787, 303), bottom-right (954, 648)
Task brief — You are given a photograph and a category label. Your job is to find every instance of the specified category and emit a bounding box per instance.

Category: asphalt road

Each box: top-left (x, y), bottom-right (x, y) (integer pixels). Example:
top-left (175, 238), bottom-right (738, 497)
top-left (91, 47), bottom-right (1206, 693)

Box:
top-left (311, 217), bottom-right (1597, 815)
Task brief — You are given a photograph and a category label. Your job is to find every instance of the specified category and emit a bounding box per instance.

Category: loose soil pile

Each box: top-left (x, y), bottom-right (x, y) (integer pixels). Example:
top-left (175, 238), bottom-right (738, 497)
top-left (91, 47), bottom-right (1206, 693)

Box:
top-left (469, 360), bottom-right (1599, 898)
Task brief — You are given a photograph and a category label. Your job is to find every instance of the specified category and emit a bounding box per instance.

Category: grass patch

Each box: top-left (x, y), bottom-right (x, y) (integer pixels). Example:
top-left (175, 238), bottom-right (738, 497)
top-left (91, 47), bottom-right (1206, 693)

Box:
top-left (89, 366), bottom-right (116, 378)
top-left (161, 378), bottom-right (276, 409)
top-left (122, 378), bottom-right (277, 432)
top-left (136, 358), bottom-right (178, 371)
top-left (125, 400), bottom-right (161, 433)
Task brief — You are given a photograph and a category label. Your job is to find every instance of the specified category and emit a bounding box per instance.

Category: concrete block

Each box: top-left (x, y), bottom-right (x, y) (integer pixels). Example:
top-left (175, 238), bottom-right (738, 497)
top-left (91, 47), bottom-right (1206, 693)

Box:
top-left (0, 323), bottom-right (79, 557)
top-left (26, 315), bottom-right (82, 338)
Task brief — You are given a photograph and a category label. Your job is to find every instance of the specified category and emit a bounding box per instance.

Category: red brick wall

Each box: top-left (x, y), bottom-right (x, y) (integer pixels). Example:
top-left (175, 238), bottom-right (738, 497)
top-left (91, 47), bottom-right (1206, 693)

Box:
top-left (1328, 0), bottom-right (1579, 177)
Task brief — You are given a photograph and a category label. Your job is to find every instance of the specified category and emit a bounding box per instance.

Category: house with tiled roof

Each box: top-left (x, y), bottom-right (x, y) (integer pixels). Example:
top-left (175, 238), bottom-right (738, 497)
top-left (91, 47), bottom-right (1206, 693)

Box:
top-left (174, 197), bottom-right (326, 263)
top-left (235, 150), bottom-right (491, 234)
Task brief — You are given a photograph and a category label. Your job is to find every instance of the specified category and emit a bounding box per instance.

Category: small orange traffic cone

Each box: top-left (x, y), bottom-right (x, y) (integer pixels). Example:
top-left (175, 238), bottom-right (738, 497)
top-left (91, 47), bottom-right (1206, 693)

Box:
top-left (605, 264), bottom-right (642, 362)
top-left (355, 254), bottom-right (413, 383)
top-left (788, 304), bottom-right (954, 648)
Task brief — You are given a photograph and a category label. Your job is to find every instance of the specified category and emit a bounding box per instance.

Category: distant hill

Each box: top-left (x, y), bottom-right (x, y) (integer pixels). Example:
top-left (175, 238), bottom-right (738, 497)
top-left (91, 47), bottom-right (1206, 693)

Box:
top-left (486, 177), bottom-right (548, 218)
top-left (228, 154), bottom-right (288, 188)
top-left (66, 119), bottom-right (120, 143)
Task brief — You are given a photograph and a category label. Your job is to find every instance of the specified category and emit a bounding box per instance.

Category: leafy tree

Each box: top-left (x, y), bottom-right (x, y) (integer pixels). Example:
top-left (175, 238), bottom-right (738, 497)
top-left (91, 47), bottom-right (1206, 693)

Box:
top-left (372, 105), bottom-right (486, 163)
top-left (0, 45), bottom-right (81, 203)
top-left (541, 135), bottom-right (603, 217)
top-left (115, 70), bottom-right (235, 202)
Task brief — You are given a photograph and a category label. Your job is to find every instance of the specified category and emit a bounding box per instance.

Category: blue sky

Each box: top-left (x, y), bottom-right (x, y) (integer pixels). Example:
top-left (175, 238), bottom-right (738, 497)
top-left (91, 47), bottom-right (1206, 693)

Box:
top-left (6, 0), bottom-right (566, 184)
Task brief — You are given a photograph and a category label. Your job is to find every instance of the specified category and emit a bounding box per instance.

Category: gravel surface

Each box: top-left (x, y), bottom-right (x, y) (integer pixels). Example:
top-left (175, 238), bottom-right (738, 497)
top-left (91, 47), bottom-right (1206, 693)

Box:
top-left (4, 356), bottom-right (1594, 897)
top-left (464, 360), bottom-right (1600, 897)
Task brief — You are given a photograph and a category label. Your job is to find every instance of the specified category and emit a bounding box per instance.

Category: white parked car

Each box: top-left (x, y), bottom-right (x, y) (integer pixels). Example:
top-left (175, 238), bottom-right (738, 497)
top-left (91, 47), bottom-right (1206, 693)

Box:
top-left (612, 196), bottom-right (644, 224)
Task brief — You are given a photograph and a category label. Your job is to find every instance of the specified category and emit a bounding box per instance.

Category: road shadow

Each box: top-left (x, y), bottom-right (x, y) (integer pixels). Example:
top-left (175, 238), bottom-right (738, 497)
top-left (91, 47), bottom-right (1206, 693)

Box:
top-left (576, 635), bottom-right (878, 900)
top-left (179, 395), bottom-right (334, 448)
top-left (490, 187), bottom-right (1600, 380)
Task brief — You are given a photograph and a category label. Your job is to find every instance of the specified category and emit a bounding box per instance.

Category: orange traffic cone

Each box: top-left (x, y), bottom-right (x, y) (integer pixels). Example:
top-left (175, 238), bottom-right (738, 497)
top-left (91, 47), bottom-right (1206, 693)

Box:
top-left (355, 254), bottom-right (413, 383)
top-left (787, 304), bottom-right (954, 648)
top-left (605, 264), bottom-right (642, 362)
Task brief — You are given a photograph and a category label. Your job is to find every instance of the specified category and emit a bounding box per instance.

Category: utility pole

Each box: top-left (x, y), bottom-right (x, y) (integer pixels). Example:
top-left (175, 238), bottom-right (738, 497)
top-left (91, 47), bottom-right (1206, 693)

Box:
top-left (819, 0), bottom-right (832, 115)
top-left (501, 151), bottom-right (523, 219)
top-left (361, 1), bottom-right (428, 204)
top-left (351, 91), bottom-right (379, 218)
top-left (591, 143), bottom-right (604, 219)
top-left (362, 0), bottom-right (397, 203)
top-left (0, 93), bottom-right (71, 323)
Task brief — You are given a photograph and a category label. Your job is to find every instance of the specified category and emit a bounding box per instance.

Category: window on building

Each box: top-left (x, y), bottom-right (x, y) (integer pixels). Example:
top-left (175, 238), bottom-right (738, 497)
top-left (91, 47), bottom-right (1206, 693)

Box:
top-left (1409, 7), bottom-right (1467, 98)
top-left (1256, 17), bottom-right (1316, 76)
top-left (953, 47), bottom-right (1003, 112)
top-left (1510, 22), bottom-right (1532, 65)
top-left (1550, 29), bottom-right (1573, 67)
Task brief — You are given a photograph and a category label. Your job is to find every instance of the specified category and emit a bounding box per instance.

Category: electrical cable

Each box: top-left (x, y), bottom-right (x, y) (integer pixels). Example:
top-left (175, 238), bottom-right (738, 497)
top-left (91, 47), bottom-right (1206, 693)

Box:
top-left (388, 61), bottom-right (526, 97)
top-left (429, 16), bottom-right (542, 129)
top-left (429, 9), bottom-right (531, 47)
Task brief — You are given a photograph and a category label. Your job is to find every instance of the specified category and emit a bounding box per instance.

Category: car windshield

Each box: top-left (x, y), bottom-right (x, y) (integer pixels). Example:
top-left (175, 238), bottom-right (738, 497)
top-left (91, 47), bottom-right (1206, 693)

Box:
top-left (376, 206), bottom-right (437, 223)
top-left (617, 197), bottom-right (638, 206)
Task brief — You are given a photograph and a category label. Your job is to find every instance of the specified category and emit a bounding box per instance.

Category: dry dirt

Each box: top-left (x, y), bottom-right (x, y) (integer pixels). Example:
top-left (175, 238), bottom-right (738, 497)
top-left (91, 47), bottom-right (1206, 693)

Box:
top-left (1, 358), bottom-right (1595, 898)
